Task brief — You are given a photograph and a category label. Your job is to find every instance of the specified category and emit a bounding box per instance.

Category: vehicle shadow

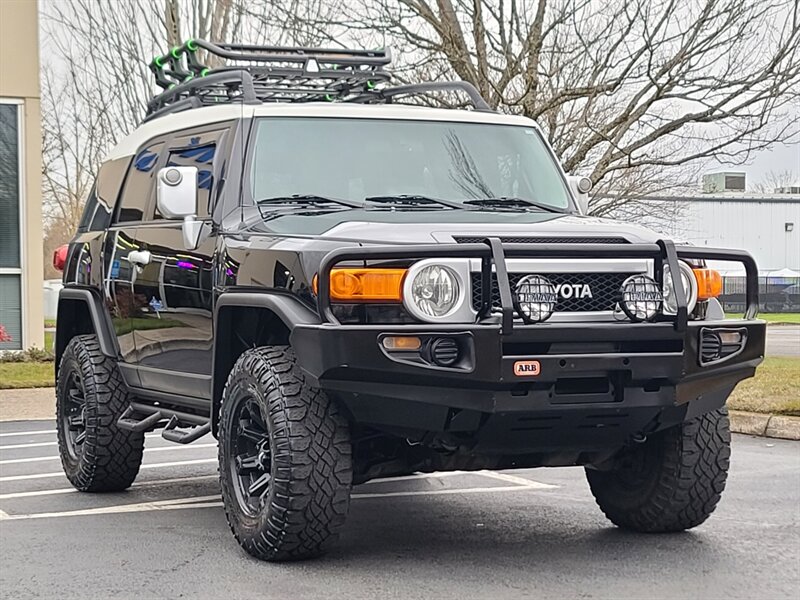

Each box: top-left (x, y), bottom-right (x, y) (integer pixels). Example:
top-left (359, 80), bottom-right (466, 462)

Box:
top-left (329, 491), bottom-right (720, 569)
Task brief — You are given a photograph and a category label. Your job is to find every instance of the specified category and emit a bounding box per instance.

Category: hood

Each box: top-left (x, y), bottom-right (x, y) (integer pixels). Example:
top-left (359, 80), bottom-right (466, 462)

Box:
top-left (319, 213), bottom-right (661, 245)
top-left (244, 208), bottom-right (662, 245)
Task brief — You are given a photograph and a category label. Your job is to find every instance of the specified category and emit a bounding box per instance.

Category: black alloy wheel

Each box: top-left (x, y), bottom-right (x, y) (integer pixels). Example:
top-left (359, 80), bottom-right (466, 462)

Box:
top-left (228, 397), bottom-right (273, 516)
top-left (61, 369), bottom-right (88, 461)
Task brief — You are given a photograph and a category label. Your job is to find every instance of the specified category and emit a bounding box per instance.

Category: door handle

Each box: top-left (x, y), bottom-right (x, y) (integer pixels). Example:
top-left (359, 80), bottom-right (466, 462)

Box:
top-left (128, 250), bottom-right (152, 266)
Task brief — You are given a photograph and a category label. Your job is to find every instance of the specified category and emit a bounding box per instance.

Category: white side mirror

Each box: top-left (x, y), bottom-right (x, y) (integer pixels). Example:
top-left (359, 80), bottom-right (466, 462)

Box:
top-left (157, 166), bottom-right (203, 249)
top-left (567, 175), bottom-right (592, 215)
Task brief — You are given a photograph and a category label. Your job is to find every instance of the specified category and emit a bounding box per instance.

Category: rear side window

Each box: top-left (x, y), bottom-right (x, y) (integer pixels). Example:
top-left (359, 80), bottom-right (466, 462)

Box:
top-left (155, 128), bottom-right (228, 220)
top-left (78, 158), bottom-right (127, 231)
top-left (116, 142), bottom-right (164, 222)
top-left (156, 141), bottom-right (217, 219)
top-left (77, 185), bottom-right (98, 232)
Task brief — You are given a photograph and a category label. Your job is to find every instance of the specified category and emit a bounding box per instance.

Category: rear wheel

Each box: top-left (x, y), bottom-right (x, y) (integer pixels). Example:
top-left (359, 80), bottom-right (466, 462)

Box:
top-left (586, 408), bottom-right (731, 532)
top-left (218, 346), bottom-right (352, 561)
top-left (56, 334), bottom-right (144, 492)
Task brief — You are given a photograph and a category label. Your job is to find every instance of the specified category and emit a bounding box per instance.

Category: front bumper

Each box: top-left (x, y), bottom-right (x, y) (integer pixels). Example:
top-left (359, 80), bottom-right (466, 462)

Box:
top-left (295, 238), bottom-right (766, 452)
top-left (292, 319), bottom-right (764, 450)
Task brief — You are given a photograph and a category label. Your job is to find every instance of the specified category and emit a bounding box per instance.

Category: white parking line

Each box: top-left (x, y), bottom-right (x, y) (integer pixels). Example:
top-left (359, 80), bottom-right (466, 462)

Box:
top-left (0, 495), bottom-right (221, 521)
top-left (0, 441), bottom-right (59, 450)
top-left (0, 479), bottom-right (558, 521)
top-left (0, 458), bottom-right (218, 482)
top-left (0, 471), bottom-right (497, 500)
top-left (0, 442), bottom-right (217, 465)
top-left (352, 484), bottom-right (552, 499)
top-left (0, 429), bottom-right (56, 438)
top-left (0, 432), bottom-right (166, 449)
top-left (1, 435), bottom-right (166, 451)
top-left (0, 474), bottom-right (219, 500)
top-left (368, 471), bottom-right (470, 484)
top-left (476, 470), bottom-right (555, 488)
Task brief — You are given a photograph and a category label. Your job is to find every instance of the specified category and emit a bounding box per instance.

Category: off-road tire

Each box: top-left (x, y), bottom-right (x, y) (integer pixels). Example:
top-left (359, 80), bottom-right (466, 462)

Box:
top-left (586, 407), bottom-right (731, 532)
top-left (56, 334), bottom-right (144, 492)
top-left (218, 346), bottom-right (352, 561)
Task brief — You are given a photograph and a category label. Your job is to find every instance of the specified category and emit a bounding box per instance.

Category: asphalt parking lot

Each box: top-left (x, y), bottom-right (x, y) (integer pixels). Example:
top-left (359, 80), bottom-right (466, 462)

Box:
top-left (767, 325), bottom-right (800, 357)
top-left (0, 421), bottom-right (798, 600)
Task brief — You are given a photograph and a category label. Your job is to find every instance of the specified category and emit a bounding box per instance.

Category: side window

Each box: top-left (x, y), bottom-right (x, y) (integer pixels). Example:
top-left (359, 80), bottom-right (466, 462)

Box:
top-left (76, 185), bottom-right (98, 232)
top-left (116, 142), bottom-right (164, 223)
top-left (78, 157), bottom-right (128, 232)
top-left (155, 128), bottom-right (228, 220)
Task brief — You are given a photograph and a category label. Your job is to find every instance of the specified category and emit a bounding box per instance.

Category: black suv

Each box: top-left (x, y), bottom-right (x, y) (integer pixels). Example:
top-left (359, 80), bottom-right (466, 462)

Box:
top-left (55, 41), bottom-right (765, 561)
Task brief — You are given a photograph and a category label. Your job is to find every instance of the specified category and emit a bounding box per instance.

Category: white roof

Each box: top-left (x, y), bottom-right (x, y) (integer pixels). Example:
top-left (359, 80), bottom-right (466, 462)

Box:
top-left (105, 102), bottom-right (536, 161)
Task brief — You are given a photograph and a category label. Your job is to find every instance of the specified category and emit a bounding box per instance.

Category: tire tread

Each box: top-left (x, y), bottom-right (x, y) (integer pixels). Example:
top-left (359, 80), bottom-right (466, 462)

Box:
top-left (56, 334), bottom-right (144, 492)
top-left (218, 346), bottom-right (352, 561)
top-left (586, 408), bottom-right (731, 532)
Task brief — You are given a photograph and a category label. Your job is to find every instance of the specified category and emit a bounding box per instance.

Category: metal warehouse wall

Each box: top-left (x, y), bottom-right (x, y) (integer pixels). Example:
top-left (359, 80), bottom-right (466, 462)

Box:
top-left (641, 197), bottom-right (800, 272)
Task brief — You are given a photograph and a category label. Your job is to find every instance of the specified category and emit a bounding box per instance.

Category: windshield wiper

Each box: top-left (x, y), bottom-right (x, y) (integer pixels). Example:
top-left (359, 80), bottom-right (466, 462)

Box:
top-left (365, 194), bottom-right (463, 209)
top-left (462, 197), bottom-right (567, 214)
top-left (256, 194), bottom-right (364, 208)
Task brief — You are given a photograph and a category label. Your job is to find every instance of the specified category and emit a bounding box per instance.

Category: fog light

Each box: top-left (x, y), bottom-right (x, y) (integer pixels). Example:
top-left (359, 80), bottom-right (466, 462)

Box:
top-left (699, 327), bottom-right (747, 365)
top-left (382, 336), bottom-right (422, 351)
top-left (428, 337), bottom-right (460, 367)
top-left (514, 275), bottom-right (557, 323)
top-left (619, 274), bottom-right (663, 322)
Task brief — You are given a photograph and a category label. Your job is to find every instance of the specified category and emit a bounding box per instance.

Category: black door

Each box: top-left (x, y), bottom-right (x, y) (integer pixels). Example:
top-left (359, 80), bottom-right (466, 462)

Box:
top-left (125, 123), bottom-right (232, 400)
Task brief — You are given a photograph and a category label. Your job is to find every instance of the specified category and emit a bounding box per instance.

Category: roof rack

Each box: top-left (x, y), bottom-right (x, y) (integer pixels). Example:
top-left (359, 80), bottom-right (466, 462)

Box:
top-left (145, 39), bottom-right (492, 121)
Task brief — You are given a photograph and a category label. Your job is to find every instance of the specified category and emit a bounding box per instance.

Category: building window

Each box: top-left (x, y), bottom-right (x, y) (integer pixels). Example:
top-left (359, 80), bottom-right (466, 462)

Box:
top-left (0, 102), bottom-right (22, 350)
top-left (724, 175), bottom-right (745, 191)
top-left (0, 275), bottom-right (22, 350)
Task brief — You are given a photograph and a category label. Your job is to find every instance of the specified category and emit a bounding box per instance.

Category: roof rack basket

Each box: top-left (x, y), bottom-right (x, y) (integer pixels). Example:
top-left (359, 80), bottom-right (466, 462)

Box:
top-left (145, 39), bottom-right (491, 121)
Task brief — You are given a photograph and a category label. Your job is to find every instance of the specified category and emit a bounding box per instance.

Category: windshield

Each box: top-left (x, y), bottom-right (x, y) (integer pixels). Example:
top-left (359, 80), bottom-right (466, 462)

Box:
top-left (247, 117), bottom-right (573, 211)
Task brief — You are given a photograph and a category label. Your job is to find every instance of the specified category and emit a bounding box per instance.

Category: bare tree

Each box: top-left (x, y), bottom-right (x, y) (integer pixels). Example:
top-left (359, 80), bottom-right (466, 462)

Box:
top-left (751, 169), bottom-right (800, 193)
top-left (326, 0), bottom-right (800, 214)
top-left (39, 0), bottom-right (251, 274)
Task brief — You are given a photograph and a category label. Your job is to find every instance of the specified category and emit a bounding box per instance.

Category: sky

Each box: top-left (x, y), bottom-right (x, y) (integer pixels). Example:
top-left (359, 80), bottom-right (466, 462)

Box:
top-left (742, 143), bottom-right (800, 187)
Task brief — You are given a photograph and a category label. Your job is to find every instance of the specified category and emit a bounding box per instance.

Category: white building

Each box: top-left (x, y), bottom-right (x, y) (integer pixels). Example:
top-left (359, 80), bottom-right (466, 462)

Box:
top-left (641, 193), bottom-right (800, 273)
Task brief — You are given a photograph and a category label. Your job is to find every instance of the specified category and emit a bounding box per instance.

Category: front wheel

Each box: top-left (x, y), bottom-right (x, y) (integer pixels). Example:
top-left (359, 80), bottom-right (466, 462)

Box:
top-left (586, 407), bottom-right (731, 532)
top-left (218, 346), bottom-right (352, 561)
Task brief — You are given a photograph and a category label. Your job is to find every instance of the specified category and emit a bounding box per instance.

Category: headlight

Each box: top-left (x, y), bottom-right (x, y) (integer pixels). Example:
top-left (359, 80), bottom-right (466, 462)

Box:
top-left (663, 261), bottom-right (698, 315)
top-left (403, 259), bottom-right (474, 322)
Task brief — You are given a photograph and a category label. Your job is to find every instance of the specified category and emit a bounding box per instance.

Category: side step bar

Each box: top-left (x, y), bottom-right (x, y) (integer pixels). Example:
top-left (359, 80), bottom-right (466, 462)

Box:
top-left (162, 415), bottom-right (211, 444)
top-left (117, 402), bottom-right (211, 445)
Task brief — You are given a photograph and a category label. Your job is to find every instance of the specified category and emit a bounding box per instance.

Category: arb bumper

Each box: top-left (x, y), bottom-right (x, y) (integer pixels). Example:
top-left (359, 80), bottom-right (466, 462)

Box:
top-left (293, 239), bottom-right (766, 453)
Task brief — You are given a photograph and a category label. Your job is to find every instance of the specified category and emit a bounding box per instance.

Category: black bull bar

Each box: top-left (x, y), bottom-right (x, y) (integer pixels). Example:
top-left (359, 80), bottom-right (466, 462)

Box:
top-left (316, 238), bottom-right (760, 331)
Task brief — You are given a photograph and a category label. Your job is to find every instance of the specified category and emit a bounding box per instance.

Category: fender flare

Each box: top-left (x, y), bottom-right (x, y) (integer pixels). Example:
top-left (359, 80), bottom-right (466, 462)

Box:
top-left (211, 291), bottom-right (320, 434)
top-left (56, 287), bottom-right (119, 359)
top-left (213, 291), bottom-right (320, 330)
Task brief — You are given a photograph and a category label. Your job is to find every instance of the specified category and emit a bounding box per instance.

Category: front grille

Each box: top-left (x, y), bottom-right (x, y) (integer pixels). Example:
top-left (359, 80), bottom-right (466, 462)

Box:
top-left (471, 272), bottom-right (634, 313)
top-left (454, 236), bottom-right (629, 244)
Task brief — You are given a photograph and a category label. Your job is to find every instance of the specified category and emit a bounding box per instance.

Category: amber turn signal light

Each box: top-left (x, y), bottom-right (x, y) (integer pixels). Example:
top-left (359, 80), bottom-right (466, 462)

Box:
top-left (382, 336), bottom-right (422, 351)
top-left (692, 268), bottom-right (722, 300)
top-left (313, 268), bottom-right (406, 302)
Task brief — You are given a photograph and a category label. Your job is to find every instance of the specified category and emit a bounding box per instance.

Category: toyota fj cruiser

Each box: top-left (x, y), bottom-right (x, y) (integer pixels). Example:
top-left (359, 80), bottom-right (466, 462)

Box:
top-left (54, 40), bottom-right (766, 561)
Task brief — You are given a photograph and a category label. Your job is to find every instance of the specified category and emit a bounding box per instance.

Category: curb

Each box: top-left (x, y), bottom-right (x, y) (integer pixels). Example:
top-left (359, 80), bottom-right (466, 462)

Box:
top-left (729, 410), bottom-right (800, 441)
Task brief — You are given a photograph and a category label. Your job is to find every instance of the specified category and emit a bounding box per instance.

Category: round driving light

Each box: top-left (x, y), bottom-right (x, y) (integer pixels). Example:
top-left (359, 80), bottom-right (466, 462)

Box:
top-left (663, 261), bottom-right (698, 315)
top-left (429, 337), bottom-right (460, 367)
top-left (619, 274), bottom-right (663, 322)
top-left (514, 275), bottom-right (557, 323)
top-left (408, 264), bottom-right (459, 318)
